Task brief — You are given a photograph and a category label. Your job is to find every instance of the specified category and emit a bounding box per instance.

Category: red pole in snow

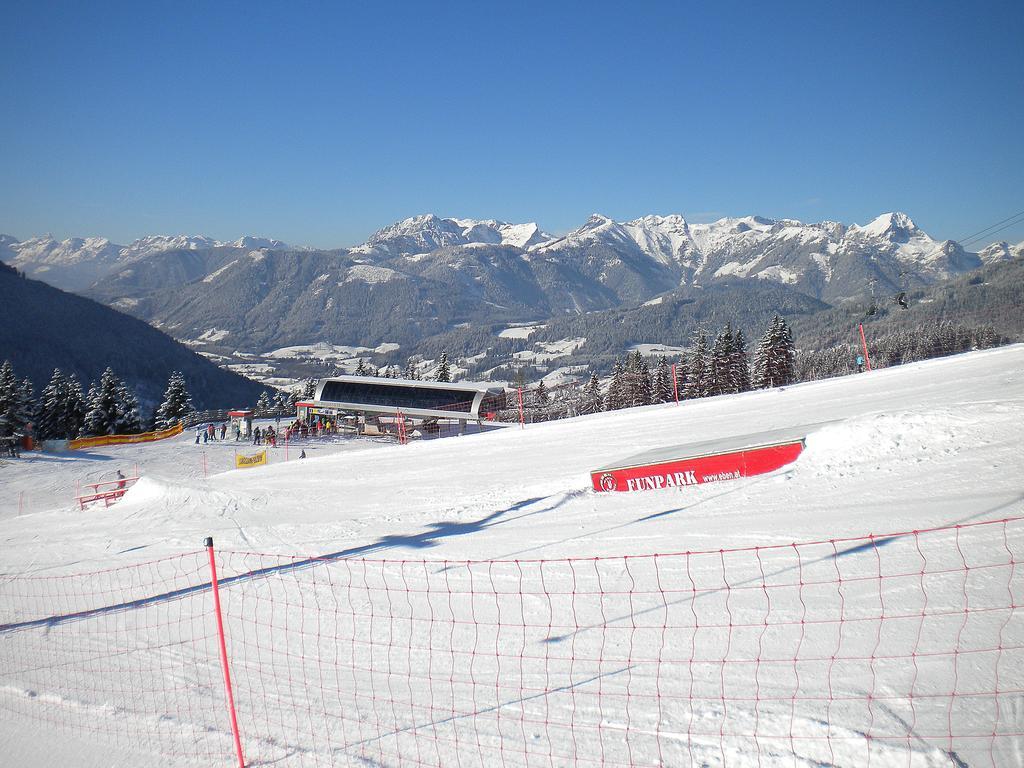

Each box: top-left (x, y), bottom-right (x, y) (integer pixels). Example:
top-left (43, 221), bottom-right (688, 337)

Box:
top-left (858, 323), bottom-right (873, 371)
top-left (517, 388), bottom-right (525, 428)
top-left (671, 364), bottom-right (680, 404)
top-left (205, 537), bottom-right (246, 768)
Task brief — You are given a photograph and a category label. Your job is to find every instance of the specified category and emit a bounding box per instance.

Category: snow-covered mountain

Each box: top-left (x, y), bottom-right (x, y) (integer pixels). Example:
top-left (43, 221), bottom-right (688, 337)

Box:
top-left (5, 211), bottom-right (1020, 301)
top-left (352, 211), bottom-right (1021, 303)
top-left (6, 211), bottom-right (1022, 360)
top-left (355, 214), bottom-right (554, 257)
top-left (0, 233), bottom-right (291, 291)
top-left (977, 239), bottom-right (1024, 265)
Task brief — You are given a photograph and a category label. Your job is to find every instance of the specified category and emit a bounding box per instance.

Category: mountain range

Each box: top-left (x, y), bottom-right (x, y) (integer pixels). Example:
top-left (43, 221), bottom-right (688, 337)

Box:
top-left (0, 233), bottom-right (289, 291)
top-left (2, 213), bottom-right (1021, 365)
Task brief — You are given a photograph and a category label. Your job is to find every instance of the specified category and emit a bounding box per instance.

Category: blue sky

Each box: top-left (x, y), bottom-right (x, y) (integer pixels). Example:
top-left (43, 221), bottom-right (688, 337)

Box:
top-left (1, 1), bottom-right (1022, 248)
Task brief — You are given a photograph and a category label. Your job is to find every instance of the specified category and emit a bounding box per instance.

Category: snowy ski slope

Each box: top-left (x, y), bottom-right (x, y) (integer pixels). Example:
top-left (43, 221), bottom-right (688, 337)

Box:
top-left (1, 345), bottom-right (1023, 766)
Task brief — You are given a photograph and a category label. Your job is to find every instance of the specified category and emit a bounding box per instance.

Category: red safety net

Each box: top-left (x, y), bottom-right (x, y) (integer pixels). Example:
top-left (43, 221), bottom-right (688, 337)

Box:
top-left (2, 517), bottom-right (1023, 766)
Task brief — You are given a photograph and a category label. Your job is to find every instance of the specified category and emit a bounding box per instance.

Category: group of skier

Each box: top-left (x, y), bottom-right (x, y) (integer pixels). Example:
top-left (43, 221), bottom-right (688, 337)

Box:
top-left (194, 422), bottom-right (229, 444)
top-left (251, 425), bottom-right (278, 446)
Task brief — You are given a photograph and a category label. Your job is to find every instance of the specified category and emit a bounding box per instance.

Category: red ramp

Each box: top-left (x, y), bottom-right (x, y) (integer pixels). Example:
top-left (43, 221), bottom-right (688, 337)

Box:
top-left (591, 425), bottom-right (824, 493)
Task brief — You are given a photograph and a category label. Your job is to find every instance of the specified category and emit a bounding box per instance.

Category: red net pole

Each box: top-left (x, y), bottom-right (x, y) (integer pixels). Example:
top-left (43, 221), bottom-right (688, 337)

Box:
top-left (205, 537), bottom-right (246, 768)
top-left (859, 323), bottom-right (873, 371)
top-left (517, 388), bottom-right (525, 428)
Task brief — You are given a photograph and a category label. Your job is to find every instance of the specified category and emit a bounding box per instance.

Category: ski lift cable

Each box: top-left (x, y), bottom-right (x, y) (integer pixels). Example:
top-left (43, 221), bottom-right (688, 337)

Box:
top-left (956, 209), bottom-right (1024, 243)
top-left (958, 215), bottom-right (1024, 247)
top-left (955, 209), bottom-right (1024, 247)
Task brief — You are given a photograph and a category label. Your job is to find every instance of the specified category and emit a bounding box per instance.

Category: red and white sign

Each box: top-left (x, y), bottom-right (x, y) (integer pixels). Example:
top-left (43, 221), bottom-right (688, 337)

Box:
top-left (591, 440), bottom-right (804, 493)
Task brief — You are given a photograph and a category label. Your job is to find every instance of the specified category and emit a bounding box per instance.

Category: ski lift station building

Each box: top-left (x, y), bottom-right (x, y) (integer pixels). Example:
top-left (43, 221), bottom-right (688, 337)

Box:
top-left (296, 375), bottom-right (510, 433)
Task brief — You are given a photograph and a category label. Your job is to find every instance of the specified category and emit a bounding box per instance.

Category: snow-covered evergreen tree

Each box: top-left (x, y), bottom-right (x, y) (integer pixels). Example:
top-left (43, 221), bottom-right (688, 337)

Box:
top-left (633, 352), bottom-right (653, 406)
top-left (38, 369), bottom-right (66, 439)
top-left (303, 378), bottom-right (317, 399)
top-left (255, 391), bottom-right (272, 415)
top-left (581, 372), bottom-right (603, 414)
top-left (533, 380), bottom-right (549, 407)
top-left (18, 377), bottom-right (37, 434)
top-left (354, 359), bottom-right (369, 376)
top-left (114, 380), bottom-right (141, 434)
top-left (39, 370), bottom-right (81, 442)
top-left (674, 353), bottom-right (689, 400)
top-left (686, 330), bottom-right (709, 399)
top-left (0, 361), bottom-right (23, 436)
top-left (63, 375), bottom-right (85, 439)
top-left (83, 368), bottom-right (139, 436)
top-left (710, 324), bottom-right (736, 395)
top-left (605, 361), bottom-right (626, 410)
top-left (155, 372), bottom-right (193, 429)
top-left (653, 357), bottom-right (674, 403)
top-left (731, 329), bottom-right (752, 393)
top-left (753, 315), bottom-right (796, 388)
top-left (435, 352), bottom-right (451, 382)
top-left (619, 351), bottom-right (649, 407)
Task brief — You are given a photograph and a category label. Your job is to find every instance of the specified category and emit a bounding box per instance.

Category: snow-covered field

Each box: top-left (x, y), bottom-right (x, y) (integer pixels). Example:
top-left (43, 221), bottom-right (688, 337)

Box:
top-left (1, 346), bottom-right (1023, 767)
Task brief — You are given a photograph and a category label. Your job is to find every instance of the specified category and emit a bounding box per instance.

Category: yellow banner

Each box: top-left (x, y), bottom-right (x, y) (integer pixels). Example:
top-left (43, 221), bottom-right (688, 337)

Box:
top-left (235, 450), bottom-right (267, 468)
top-left (69, 422), bottom-right (183, 450)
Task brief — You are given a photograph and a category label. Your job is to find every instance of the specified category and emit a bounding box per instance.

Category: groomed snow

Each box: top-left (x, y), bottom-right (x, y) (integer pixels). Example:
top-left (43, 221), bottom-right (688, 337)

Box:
top-left (1, 346), bottom-right (1023, 766)
top-left (2, 343), bottom-right (1020, 576)
top-left (343, 264), bottom-right (401, 284)
top-left (628, 342), bottom-right (687, 357)
top-left (512, 337), bottom-right (586, 363)
top-left (498, 324), bottom-right (545, 339)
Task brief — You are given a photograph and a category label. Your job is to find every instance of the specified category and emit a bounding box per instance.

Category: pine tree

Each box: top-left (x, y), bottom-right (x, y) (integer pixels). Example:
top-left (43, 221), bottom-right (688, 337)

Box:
top-left (256, 391), bottom-right (272, 415)
top-left (753, 315), bottom-right (796, 389)
top-left (709, 326), bottom-right (733, 396)
top-left (0, 361), bottom-right (22, 437)
top-left (619, 351), bottom-right (649, 407)
top-left (675, 353), bottom-right (689, 400)
top-left (436, 352), bottom-right (451, 383)
top-left (634, 353), bottom-right (653, 406)
top-left (63, 375), bottom-right (86, 439)
top-left (18, 377), bottom-right (37, 435)
top-left (605, 361), bottom-right (626, 410)
top-left (653, 357), bottom-right (674, 403)
top-left (731, 329), bottom-right (752, 393)
top-left (155, 372), bottom-right (193, 429)
top-left (38, 369), bottom-right (66, 439)
top-left (686, 330), bottom-right (710, 399)
top-left (303, 378), bottom-right (317, 399)
top-left (752, 325), bottom-right (771, 388)
top-left (355, 359), bottom-right (369, 376)
top-left (404, 359), bottom-right (417, 380)
top-left (114, 380), bottom-right (141, 434)
top-left (581, 372), bottom-right (603, 415)
top-left (534, 380), bottom-right (549, 407)
top-left (83, 368), bottom-right (137, 436)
